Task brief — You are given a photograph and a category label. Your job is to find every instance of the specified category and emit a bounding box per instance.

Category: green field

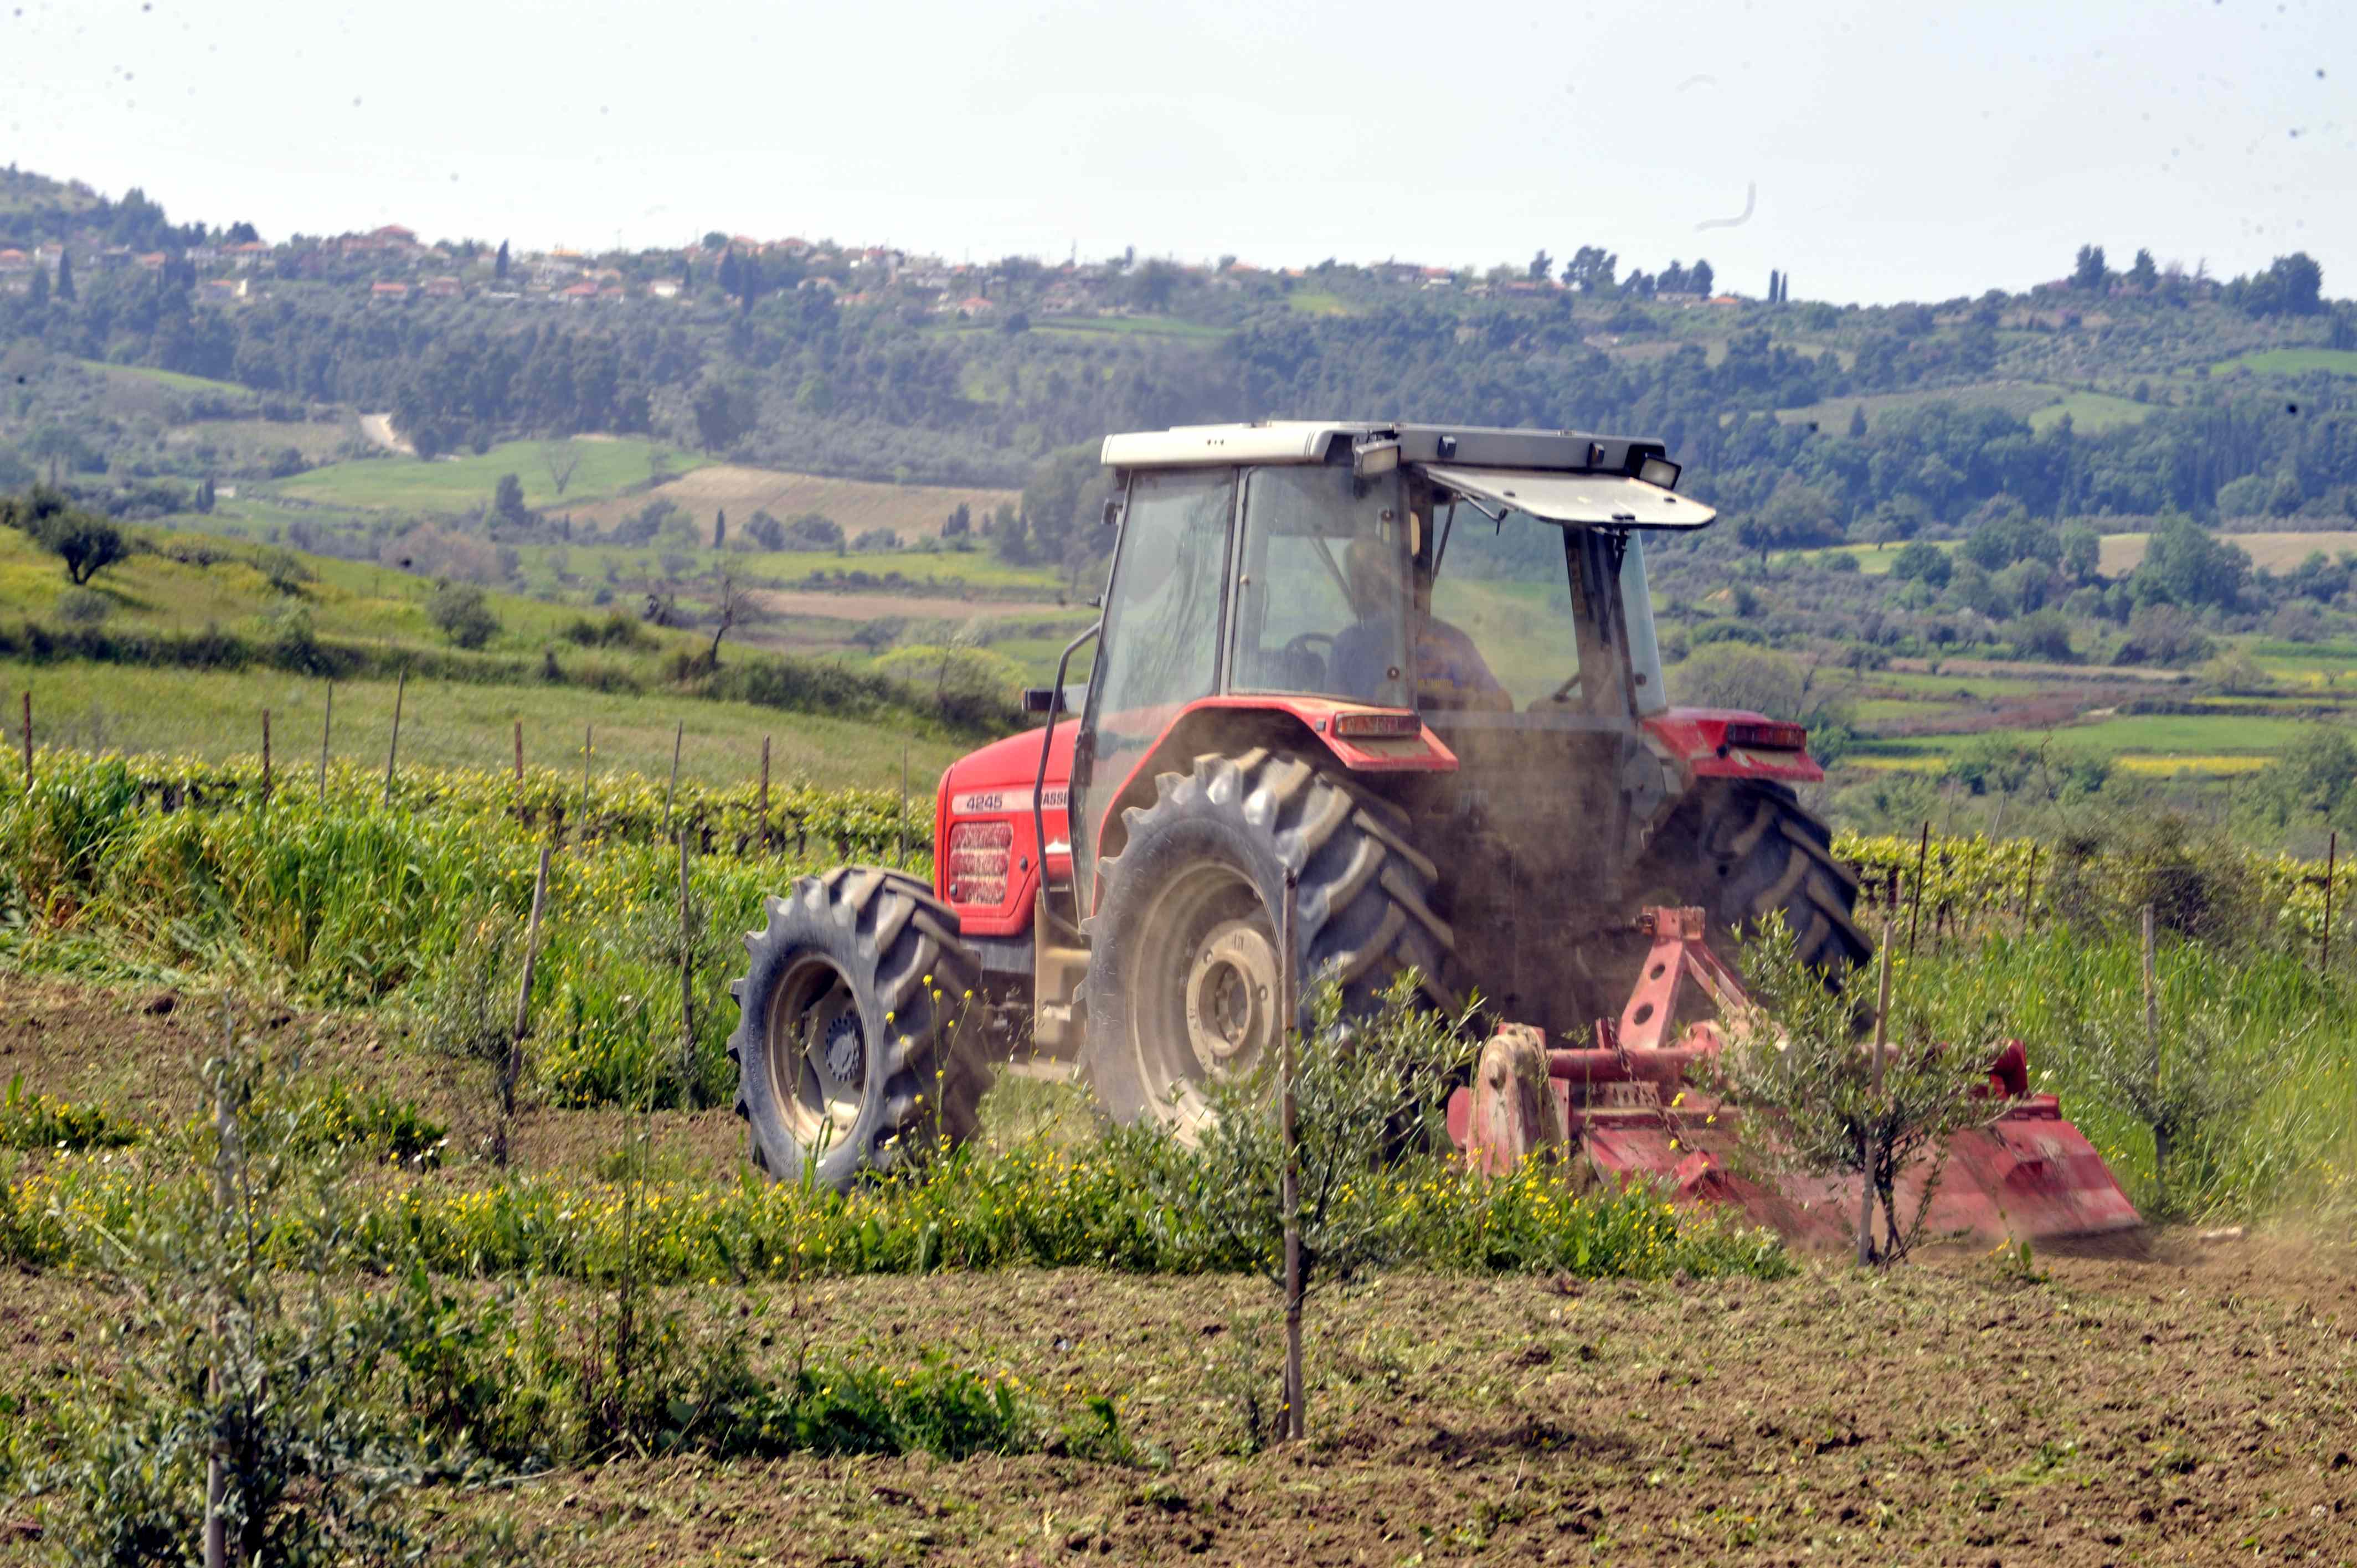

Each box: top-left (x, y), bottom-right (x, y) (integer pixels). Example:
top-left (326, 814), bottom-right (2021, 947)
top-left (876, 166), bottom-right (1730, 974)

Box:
top-left (267, 437), bottom-right (708, 514)
top-left (5, 658), bottom-right (965, 791)
top-left (1285, 290), bottom-right (1351, 316)
top-left (2211, 347), bottom-right (2357, 378)
top-left (1774, 381), bottom-right (2063, 433)
top-left (1851, 709), bottom-right (2312, 765)
top-left (75, 357), bottom-right (253, 398)
top-left (2028, 389), bottom-right (2155, 434)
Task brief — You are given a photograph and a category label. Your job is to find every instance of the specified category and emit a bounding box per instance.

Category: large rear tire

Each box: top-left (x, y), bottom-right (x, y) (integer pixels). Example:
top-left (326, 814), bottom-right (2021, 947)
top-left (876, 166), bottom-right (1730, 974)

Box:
top-left (728, 867), bottom-right (989, 1190)
top-left (1632, 780), bottom-right (1870, 978)
top-left (1084, 748), bottom-right (1457, 1138)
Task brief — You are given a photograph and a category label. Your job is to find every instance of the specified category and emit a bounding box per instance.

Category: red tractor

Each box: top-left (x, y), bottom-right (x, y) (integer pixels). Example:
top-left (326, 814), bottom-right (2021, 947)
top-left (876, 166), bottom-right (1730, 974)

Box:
top-left (728, 420), bottom-right (1874, 1188)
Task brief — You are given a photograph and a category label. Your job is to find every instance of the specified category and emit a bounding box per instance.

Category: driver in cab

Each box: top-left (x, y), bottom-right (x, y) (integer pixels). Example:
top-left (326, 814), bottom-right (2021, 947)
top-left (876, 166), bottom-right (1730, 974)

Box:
top-left (1332, 535), bottom-right (1511, 712)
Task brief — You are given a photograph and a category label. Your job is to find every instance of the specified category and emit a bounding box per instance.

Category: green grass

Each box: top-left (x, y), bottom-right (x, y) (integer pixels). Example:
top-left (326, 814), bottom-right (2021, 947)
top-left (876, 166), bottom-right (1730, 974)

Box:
top-left (1852, 710), bottom-right (2311, 763)
top-left (1285, 290), bottom-right (1351, 316)
top-left (2210, 347), bottom-right (2357, 378)
top-left (2029, 389), bottom-right (2155, 434)
top-left (1774, 381), bottom-right (2064, 433)
top-left (4, 659), bottom-right (966, 791)
top-left (74, 358), bottom-right (251, 399)
top-left (266, 437), bottom-right (708, 514)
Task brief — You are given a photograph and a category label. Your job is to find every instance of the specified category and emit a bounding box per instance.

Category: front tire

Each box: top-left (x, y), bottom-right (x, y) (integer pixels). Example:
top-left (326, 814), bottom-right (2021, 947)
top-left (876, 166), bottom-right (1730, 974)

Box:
top-left (729, 867), bottom-right (988, 1190)
top-left (1083, 748), bottom-right (1457, 1138)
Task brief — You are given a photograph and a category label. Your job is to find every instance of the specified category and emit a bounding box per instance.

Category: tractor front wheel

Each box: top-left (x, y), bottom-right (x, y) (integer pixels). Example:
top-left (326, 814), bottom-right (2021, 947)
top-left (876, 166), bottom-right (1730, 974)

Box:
top-left (729, 867), bottom-right (988, 1190)
top-left (1084, 748), bottom-right (1456, 1139)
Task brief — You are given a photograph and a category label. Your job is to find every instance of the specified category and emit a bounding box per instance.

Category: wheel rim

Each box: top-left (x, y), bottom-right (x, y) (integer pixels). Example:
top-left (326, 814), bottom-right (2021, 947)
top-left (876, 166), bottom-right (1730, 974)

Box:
top-left (1129, 860), bottom-right (1280, 1139)
top-left (767, 953), bottom-right (867, 1154)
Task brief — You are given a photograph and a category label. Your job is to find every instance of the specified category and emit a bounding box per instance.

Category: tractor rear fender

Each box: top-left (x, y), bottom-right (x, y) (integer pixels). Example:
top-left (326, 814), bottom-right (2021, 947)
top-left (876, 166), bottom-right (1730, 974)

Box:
top-left (1643, 707), bottom-right (1825, 790)
top-left (1089, 697), bottom-right (1457, 906)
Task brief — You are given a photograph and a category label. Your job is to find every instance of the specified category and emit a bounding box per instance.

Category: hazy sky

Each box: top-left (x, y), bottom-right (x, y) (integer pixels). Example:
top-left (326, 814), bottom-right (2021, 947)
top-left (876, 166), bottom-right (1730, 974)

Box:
top-left (4, 0), bottom-right (2349, 304)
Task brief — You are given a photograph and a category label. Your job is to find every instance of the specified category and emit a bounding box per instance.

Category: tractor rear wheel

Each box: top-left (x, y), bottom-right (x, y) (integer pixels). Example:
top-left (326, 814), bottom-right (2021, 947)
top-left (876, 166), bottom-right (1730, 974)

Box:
top-left (1632, 780), bottom-right (1870, 978)
top-left (1084, 748), bottom-right (1457, 1138)
top-left (728, 867), bottom-right (988, 1190)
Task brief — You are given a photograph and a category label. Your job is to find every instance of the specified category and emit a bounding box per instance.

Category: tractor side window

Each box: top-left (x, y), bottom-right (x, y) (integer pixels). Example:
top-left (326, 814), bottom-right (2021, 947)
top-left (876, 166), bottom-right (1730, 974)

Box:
top-left (1087, 465), bottom-right (1235, 793)
top-left (1229, 465), bottom-right (1410, 706)
top-left (1428, 508), bottom-right (1586, 712)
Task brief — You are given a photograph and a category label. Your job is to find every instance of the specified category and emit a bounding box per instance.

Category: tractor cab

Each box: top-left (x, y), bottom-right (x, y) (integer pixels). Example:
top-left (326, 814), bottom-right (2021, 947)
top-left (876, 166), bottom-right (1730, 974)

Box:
top-left (1062, 422), bottom-right (1715, 929)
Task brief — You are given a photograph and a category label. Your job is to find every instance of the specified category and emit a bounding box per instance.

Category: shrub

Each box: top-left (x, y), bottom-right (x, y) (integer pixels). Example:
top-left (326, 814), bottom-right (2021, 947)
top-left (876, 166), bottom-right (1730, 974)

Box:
top-left (52, 587), bottom-right (112, 627)
top-left (425, 581), bottom-right (501, 649)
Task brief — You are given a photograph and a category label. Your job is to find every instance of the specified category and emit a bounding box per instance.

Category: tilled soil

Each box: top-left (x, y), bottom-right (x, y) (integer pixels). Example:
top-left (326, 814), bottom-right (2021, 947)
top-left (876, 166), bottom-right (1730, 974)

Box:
top-left (6, 979), bottom-right (2355, 1564)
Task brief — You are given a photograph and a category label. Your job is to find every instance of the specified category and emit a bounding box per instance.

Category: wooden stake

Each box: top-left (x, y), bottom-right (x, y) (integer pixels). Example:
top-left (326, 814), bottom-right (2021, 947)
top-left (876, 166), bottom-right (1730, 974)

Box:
top-left (1857, 921), bottom-right (1895, 1267)
top-left (1905, 821), bottom-right (1931, 957)
top-left (2142, 904), bottom-right (2166, 1178)
top-left (317, 681), bottom-right (332, 799)
top-left (1279, 866), bottom-right (1304, 1441)
top-left (260, 709), bottom-right (271, 803)
top-left (665, 721), bottom-right (683, 832)
top-left (677, 828), bottom-right (698, 1108)
top-left (498, 845), bottom-right (553, 1168)
top-left (513, 719), bottom-right (524, 783)
top-left (2324, 831), bottom-right (2339, 974)
top-left (203, 1000), bottom-right (233, 1568)
top-left (19, 690), bottom-right (30, 791)
top-left (382, 671), bottom-right (405, 806)
top-left (581, 725), bottom-right (593, 818)
top-left (758, 735), bottom-right (771, 848)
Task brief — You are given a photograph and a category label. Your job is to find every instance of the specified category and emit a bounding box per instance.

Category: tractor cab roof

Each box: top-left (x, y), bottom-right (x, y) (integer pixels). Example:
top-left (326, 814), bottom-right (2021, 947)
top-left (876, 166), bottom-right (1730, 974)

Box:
top-left (1098, 420), bottom-right (1714, 530)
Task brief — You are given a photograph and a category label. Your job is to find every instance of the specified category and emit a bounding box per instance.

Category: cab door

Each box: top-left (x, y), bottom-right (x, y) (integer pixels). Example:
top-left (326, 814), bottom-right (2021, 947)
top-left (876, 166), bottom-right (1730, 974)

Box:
top-left (1069, 466), bottom-right (1237, 913)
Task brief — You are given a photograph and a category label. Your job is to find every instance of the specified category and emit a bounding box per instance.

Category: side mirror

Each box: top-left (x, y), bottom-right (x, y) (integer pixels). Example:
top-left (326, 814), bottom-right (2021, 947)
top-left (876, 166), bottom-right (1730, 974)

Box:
top-left (1100, 498), bottom-right (1121, 528)
top-left (1021, 684), bottom-right (1087, 715)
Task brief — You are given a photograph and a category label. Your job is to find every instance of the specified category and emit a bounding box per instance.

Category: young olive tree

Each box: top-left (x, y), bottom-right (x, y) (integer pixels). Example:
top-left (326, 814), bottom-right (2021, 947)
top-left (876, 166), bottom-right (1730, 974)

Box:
top-left (1708, 916), bottom-right (2010, 1263)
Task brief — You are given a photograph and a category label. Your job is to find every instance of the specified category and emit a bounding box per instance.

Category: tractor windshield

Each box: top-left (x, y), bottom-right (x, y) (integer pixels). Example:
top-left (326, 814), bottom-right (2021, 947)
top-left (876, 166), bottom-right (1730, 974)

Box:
top-left (1425, 502), bottom-right (1589, 712)
top-left (1227, 464), bottom-right (1412, 707)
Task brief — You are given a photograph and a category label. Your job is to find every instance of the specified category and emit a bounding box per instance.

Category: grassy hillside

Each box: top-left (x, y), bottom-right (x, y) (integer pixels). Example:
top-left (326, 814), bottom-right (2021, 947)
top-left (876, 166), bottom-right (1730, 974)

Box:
top-left (4, 658), bottom-right (959, 789)
top-left (0, 522), bottom-right (1005, 790)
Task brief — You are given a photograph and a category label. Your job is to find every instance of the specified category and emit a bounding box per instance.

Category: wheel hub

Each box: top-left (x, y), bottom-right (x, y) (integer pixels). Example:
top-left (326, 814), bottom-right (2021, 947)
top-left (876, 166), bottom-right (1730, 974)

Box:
top-left (1185, 916), bottom-right (1280, 1078)
top-left (823, 1011), bottom-right (865, 1087)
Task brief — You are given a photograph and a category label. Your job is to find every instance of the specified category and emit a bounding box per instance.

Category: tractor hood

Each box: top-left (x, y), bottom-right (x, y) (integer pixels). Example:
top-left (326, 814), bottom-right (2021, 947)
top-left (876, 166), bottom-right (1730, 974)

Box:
top-left (1417, 463), bottom-right (1715, 530)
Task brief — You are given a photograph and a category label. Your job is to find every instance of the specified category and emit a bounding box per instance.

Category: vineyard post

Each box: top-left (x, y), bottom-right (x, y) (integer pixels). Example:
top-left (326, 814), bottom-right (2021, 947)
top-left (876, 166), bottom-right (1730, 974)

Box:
top-left (1905, 822), bottom-right (1931, 956)
top-left (665, 721), bottom-right (683, 833)
top-left (497, 844), bottom-right (553, 1168)
top-left (676, 827), bottom-right (698, 1109)
top-left (317, 681), bottom-right (332, 800)
top-left (1857, 919), bottom-right (1896, 1267)
top-left (1279, 865), bottom-right (1304, 1441)
top-left (382, 671), bottom-right (405, 806)
top-left (580, 725), bottom-right (593, 819)
top-left (513, 720), bottom-right (524, 783)
top-left (2019, 843), bottom-right (2039, 938)
top-left (758, 735), bottom-right (771, 848)
top-left (19, 690), bottom-right (30, 791)
top-left (260, 709), bottom-right (271, 804)
top-left (2323, 830), bottom-right (2338, 974)
top-left (2142, 904), bottom-right (2166, 1176)
top-left (203, 998), bottom-right (233, 1568)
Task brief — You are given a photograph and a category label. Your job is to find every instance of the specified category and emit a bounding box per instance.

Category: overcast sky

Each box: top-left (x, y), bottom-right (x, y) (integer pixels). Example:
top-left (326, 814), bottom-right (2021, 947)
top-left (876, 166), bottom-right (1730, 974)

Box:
top-left (4, 0), bottom-right (2349, 305)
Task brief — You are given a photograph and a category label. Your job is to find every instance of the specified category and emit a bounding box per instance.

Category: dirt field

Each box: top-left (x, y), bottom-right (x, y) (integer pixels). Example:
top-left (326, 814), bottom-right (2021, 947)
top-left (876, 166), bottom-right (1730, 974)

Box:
top-left (6, 979), bottom-right (2355, 1565)
top-left (569, 465), bottom-right (1022, 546)
top-left (2099, 529), bottom-right (2357, 577)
